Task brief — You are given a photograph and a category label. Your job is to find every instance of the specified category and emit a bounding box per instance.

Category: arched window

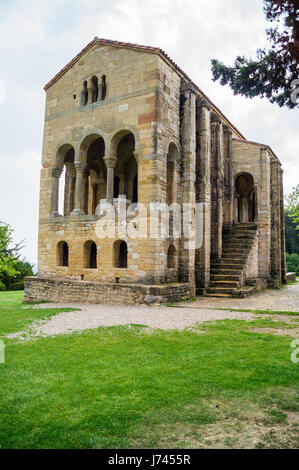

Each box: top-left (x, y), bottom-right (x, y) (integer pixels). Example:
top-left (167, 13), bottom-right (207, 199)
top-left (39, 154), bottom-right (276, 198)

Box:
top-left (84, 241), bottom-right (97, 269)
top-left (167, 245), bottom-right (176, 269)
top-left (101, 75), bottom-right (107, 100)
top-left (57, 241), bottom-right (69, 267)
top-left (53, 145), bottom-right (76, 218)
top-left (110, 132), bottom-right (137, 203)
top-left (91, 76), bottom-right (99, 103)
top-left (114, 240), bottom-right (128, 268)
top-left (235, 173), bottom-right (255, 223)
top-left (81, 135), bottom-right (106, 215)
top-left (80, 81), bottom-right (88, 106)
top-left (166, 143), bottom-right (178, 205)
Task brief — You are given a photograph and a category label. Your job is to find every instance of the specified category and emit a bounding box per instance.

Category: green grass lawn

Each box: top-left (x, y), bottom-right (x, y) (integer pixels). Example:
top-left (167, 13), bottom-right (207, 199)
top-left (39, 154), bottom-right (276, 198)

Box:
top-left (0, 291), bottom-right (298, 449)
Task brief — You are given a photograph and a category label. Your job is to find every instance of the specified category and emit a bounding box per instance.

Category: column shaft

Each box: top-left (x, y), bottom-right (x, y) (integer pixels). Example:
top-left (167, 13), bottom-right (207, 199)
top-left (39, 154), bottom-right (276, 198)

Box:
top-left (50, 167), bottom-right (62, 217)
top-left (195, 99), bottom-right (211, 291)
top-left (178, 85), bottom-right (196, 296)
top-left (71, 162), bottom-right (86, 216)
top-left (104, 156), bottom-right (117, 204)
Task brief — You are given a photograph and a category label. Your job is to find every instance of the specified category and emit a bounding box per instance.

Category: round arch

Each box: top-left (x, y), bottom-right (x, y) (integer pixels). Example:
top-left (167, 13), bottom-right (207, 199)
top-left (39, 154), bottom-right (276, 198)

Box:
top-left (54, 143), bottom-right (75, 169)
top-left (108, 126), bottom-right (139, 158)
top-left (57, 240), bottom-right (69, 267)
top-left (83, 240), bottom-right (98, 269)
top-left (235, 172), bottom-right (256, 223)
top-left (167, 244), bottom-right (177, 269)
top-left (166, 142), bottom-right (179, 205)
top-left (109, 130), bottom-right (138, 202)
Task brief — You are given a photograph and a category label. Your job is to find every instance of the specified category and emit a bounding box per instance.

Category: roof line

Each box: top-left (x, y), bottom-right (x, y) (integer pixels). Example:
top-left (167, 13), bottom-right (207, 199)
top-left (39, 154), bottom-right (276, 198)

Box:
top-left (233, 137), bottom-right (281, 164)
top-left (44, 37), bottom-right (245, 139)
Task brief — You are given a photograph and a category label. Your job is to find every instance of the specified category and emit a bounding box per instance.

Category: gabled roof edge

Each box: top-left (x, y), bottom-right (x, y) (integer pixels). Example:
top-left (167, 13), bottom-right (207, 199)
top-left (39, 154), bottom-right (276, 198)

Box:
top-left (44, 37), bottom-right (245, 139)
top-left (233, 138), bottom-right (281, 165)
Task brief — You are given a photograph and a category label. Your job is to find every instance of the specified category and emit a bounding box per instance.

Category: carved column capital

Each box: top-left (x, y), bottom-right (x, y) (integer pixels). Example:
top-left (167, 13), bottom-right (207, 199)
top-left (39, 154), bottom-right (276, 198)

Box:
top-left (74, 161), bottom-right (87, 172)
top-left (211, 116), bottom-right (222, 136)
top-left (223, 125), bottom-right (233, 135)
top-left (197, 98), bottom-right (211, 110)
top-left (51, 167), bottom-right (63, 178)
top-left (104, 155), bottom-right (117, 169)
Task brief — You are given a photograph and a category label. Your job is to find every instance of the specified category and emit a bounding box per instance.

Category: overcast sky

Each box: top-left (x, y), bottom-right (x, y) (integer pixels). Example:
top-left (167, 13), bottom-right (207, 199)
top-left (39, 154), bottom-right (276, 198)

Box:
top-left (0, 0), bottom-right (298, 265)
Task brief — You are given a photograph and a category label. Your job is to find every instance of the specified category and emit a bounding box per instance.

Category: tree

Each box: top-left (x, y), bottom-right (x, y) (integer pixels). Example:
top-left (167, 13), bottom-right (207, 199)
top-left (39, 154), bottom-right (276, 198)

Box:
top-left (285, 211), bottom-right (299, 253)
top-left (286, 252), bottom-right (299, 274)
top-left (0, 222), bottom-right (34, 291)
top-left (286, 184), bottom-right (299, 230)
top-left (211, 0), bottom-right (299, 109)
top-left (0, 223), bottom-right (19, 290)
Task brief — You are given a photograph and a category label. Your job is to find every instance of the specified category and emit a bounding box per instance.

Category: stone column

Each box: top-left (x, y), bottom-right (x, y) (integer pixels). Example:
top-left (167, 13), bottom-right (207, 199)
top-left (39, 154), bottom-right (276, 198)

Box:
top-left (270, 160), bottom-right (282, 287)
top-left (71, 162), bottom-right (87, 216)
top-left (50, 167), bottom-right (62, 217)
top-left (210, 116), bottom-right (223, 262)
top-left (88, 86), bottom-right (93, 104)
top-left (223, 126), bottom-right (233, 233)
top-left (104, 155), bottom-right (117, 203)
top-left (279, 167), bottom-right (287, 283)
top-left (195, 99), bottom-right (211, 292)
top-left (179, 84), bottom-right (196, 297)
top-left (254, 184), bottom-right (258, 221)
top-left (258, 148), bottom-right (271, 279)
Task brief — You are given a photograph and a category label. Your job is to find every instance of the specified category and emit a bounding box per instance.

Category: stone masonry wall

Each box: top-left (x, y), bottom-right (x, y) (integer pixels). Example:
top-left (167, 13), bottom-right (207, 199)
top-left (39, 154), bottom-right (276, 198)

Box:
top-left (24, 277), bottom-right (190, 305)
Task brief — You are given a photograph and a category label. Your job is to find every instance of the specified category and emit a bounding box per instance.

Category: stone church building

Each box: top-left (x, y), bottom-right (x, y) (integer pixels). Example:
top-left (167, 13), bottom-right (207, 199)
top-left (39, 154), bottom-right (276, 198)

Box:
top-left (24, 38), bottom-right (287, 304)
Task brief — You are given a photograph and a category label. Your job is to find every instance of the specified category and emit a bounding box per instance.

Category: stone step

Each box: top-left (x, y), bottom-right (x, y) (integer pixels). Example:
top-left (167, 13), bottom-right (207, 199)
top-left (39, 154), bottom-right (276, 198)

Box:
top-left (226, 235), bottom-right (256, 241)
top-left (211, 280), bottom-right (240, 287)
top-left (207, 287), bottom-right (238, 294)
top-left (218, 258), bottom-right (246, 264)
top-left (205, 293), bottom-right (233, 298)
top-left (210, 274), bottom-right (241, 281)
top-left (210, 268), bottom-right (243, 275)
top-left (222, 245), bottom-right (252, 250)
top-left (232, 285), bottom-right (257, 298)
top-left (211, 263), bottom-right (244, 270)
top-left (223, 241), bottom-right (253, 247)
top-left (222, 252), bottom-right (249, 258)
top-left (222, 253), bottom-right (247, 259)
top-left (233, 223), bottom-right (257, 229)
top-left (233, 228), bottom-right (257, 232)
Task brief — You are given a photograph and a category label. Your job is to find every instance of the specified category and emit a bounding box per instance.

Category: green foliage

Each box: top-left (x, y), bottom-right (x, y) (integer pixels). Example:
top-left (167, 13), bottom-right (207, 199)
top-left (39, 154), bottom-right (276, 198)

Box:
top-left (286, 184), bottom-right (299, 230)
top-left (0, 223), bottom-right (19, 290)
top-left (285, 212), bottom-right (299, 254)
top-left (4, 260), bottom-right (34, 291)
top-left (0, 291), bottom-right (80, 336)
top-left (0, 222), bottom-right (35, 291)
top-left (0, 292), bottom-right (298, 448)
top-left (286, 252), bottom-right (299, 275)
top-left (211, 0), bottom-right (299, 109)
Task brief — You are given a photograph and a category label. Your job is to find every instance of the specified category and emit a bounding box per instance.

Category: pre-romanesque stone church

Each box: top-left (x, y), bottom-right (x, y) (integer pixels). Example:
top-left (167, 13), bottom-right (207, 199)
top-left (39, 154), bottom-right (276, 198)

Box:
top-left (25, 38), bottom-right (287, 304)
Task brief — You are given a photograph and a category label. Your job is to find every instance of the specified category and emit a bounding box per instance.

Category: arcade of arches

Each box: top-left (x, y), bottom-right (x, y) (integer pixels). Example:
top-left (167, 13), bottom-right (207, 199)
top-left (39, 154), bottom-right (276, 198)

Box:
top-left (51, 131), bottom-right (138, 217)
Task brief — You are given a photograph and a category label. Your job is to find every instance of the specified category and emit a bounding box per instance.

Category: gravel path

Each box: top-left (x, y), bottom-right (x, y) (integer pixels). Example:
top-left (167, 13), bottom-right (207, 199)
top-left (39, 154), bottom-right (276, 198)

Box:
top-left (7, 282), bottom-right (298, 340)
top-left (177, 282), bottom-right (299, 312)
top-left (8, 304), bottom-right (258, 339)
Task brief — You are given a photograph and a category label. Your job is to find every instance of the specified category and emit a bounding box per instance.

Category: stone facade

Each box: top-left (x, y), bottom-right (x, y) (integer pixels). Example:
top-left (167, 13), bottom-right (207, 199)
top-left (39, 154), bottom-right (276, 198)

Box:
top-left (24, 38), bottom-right (287, 304)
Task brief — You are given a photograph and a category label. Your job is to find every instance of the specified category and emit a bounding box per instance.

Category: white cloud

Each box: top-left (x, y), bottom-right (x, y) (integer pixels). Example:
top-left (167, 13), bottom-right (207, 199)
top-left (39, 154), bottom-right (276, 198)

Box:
top-left (0, 0), bottom-right (298, 264)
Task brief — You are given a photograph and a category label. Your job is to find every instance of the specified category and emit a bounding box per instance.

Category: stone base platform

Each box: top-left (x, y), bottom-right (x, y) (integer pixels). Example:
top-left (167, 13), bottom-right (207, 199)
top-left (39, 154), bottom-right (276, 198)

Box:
top-left (286, 272), bottom-right (297, 283)
top-left (24, 276), bottom-right (190, 305)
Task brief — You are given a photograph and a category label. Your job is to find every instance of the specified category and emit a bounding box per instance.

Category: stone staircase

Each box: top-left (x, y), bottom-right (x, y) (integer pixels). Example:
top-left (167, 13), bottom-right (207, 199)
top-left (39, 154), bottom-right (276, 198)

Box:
top-left (206, 223), bottom-right (258, 298)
